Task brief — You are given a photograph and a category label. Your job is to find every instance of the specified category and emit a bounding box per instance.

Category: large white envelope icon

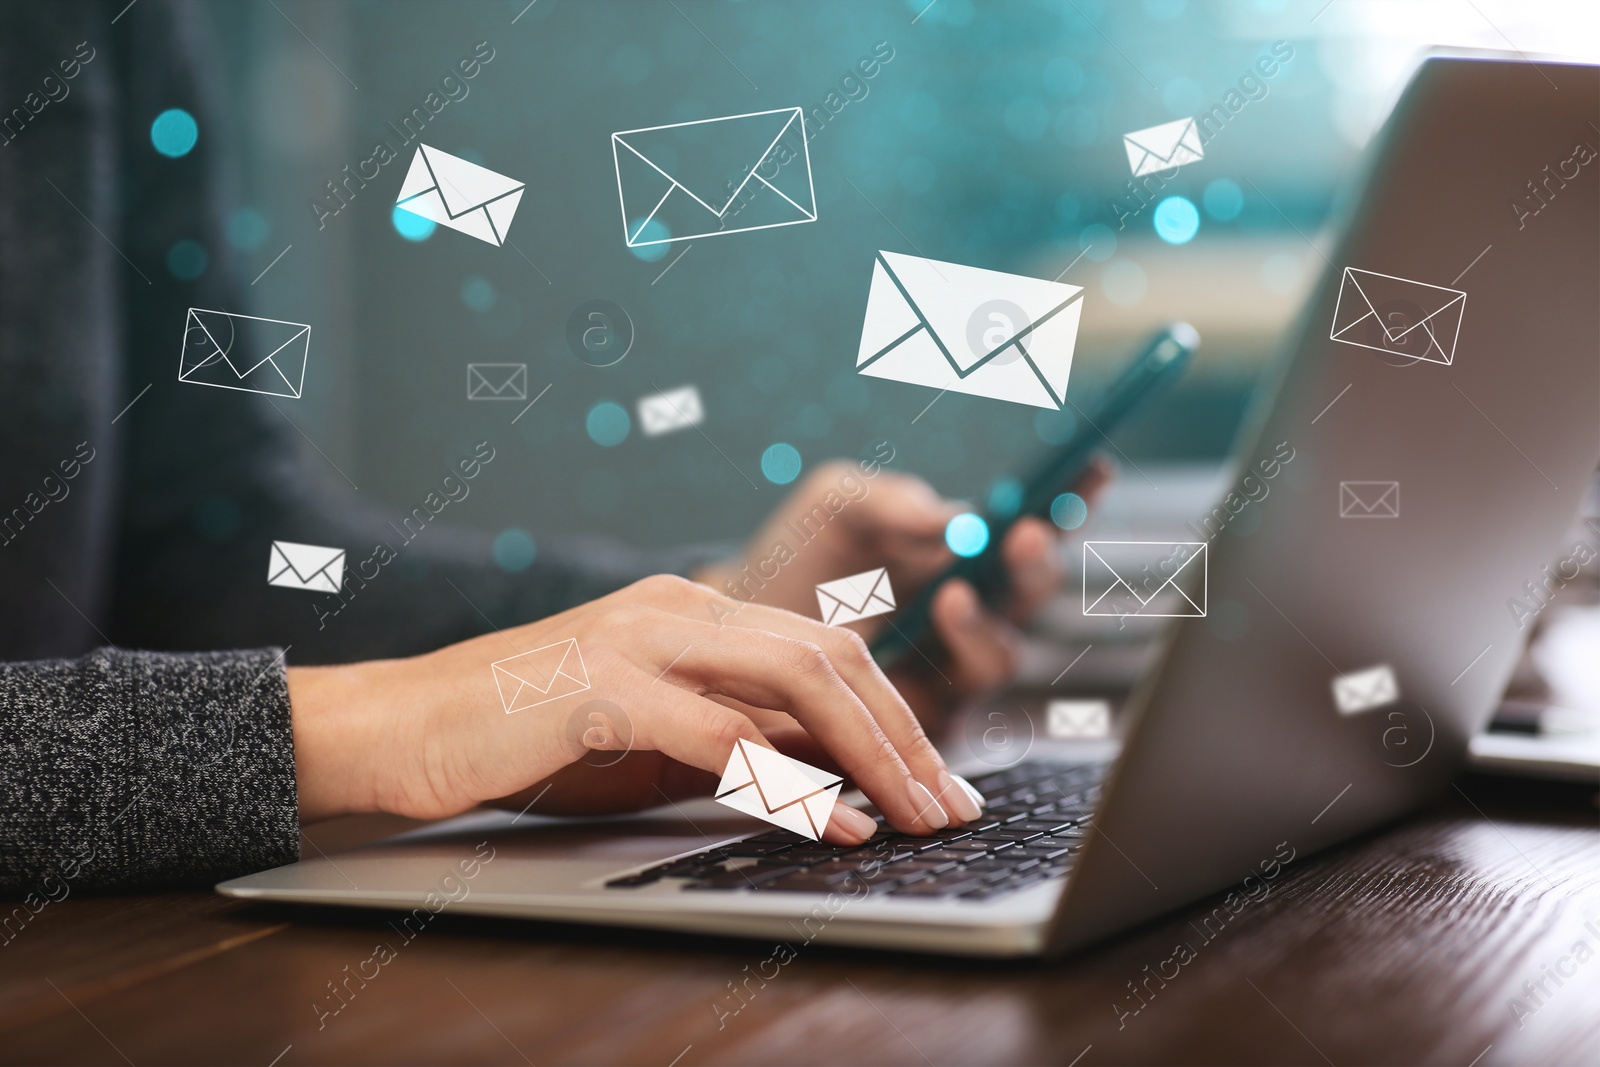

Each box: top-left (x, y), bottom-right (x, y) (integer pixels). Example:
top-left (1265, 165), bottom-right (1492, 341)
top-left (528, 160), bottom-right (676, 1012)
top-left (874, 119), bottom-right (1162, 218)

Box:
top-left (715, 738), bottom-right (843, 840)
top-left (1329, 268), bottom-right (1466, 365)
top-left (1082, 541), bottom-right (1207, 618)
top-left (1123, 117), bottom-right (1204, 177)
top-left (180, 309), bottom-right (310, 399)
top-left (611, 107), bottom-right (816, 247)
top-left (856, 251), bottom-right (1084, 409)
top-left (267, 541), bottom-right (345, 593)
top-left (1332, 664), bottom-right (1399, 715)
top-left (1047, 699), bottom-right (1111, 739)
top-left (816, 568), bottom-right (896, 626)
top-left (467, 363), bottom-right (528, 401)
top-left (1339, 481), bottom-right (1400, 518)
top-left (638, 385), bottom-right (704, 436)
top-left (395, 144), bottom-right (524, 246)
top-left (492, 639), bottom-right (591, 714)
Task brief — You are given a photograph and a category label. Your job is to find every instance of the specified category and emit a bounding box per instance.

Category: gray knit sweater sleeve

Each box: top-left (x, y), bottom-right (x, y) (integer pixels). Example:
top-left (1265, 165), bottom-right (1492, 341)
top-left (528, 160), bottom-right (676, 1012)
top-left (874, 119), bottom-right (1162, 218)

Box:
top-left (0, 648), bottom-right (298, 894)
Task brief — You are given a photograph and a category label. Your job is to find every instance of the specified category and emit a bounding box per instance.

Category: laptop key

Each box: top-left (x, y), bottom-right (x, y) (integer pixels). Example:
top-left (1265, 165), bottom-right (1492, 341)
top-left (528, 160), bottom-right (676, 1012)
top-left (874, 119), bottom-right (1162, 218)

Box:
top-left (975, 829), bottom-right (1046, 843)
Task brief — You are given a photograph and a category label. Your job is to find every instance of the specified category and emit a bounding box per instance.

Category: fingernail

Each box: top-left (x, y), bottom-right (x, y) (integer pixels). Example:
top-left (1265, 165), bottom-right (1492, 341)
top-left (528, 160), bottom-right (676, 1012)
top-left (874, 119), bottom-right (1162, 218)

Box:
top-left (829, 804), bottom-right (878, 842)
top-left (937, 769), bottom-right (984, 823)
top-left (906, 778), bottom-right (950, 829)
top-left (952, 774), bottom-right (987, 814)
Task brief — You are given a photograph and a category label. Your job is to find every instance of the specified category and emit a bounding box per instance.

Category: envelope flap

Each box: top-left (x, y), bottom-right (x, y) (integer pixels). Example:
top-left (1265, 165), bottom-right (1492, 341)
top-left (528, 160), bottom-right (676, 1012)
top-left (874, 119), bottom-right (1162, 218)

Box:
top-left (878, 251), bottom-right (1084, 372)
top-left (1124, 117), bottom-right (1193, 159)
top-left (818, 569), bottom-right (889, 613)
top-left (1344, 269), bottom-right (1466, 337)
top-left (651, 386), bottom-right (702, 416)
top-left (272, 541), bottom-right (342, 580)
top-left (740, 740), bottom-right (843, 811)
top-left (614, 109), bottom-right (799, 216)
top-left (471, 364), bottom-right (525, 391)
top-left (416, 145), bottom-right (524, 218)
top-left (1087, 541), bottom-right (1204, 603)
top-left (1344, 482), bottom-right (1398, 508)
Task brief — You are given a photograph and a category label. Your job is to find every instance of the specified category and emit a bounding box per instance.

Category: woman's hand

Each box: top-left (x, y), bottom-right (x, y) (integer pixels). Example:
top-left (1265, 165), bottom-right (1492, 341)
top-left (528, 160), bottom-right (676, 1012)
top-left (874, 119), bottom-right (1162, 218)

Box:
top-left (287, 575), bottom-right (986, 845)
top-left (693, 458), bottom-right (1113, 724)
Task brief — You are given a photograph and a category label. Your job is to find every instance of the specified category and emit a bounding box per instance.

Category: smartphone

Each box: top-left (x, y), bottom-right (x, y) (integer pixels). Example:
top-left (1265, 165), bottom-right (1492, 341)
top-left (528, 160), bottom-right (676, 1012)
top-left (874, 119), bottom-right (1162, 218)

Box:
top-left (870, 323), bottom-right (1199, 667)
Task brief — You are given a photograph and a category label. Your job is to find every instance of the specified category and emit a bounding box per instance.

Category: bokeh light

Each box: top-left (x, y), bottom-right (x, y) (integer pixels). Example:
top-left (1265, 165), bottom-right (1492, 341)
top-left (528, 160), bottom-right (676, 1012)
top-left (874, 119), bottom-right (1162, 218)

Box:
top-left (1154, 196), bottom-right (1200, 244)
top-left (391, 206), bottom-right (435, 241)
top-left (945, 513), bottom-right (990, 558)
top-left (1050, 491), bottom-right (1089, 530)
top-left (150, 108), bottom-right (198, 157)
top-left (165, 239), bottom-right (206, 281)
top-left (760, 442), bottom-right (802, 485)
top-left (586, 402), bottom-right (631, 447)
top-left (492, 529), bottom-right (537, 572)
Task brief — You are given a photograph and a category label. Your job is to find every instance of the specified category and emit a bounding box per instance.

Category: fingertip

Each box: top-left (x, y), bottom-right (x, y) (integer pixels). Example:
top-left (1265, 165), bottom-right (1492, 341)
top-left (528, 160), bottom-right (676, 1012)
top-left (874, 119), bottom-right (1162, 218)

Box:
top-left (824, 803), bottom-right (879, 845)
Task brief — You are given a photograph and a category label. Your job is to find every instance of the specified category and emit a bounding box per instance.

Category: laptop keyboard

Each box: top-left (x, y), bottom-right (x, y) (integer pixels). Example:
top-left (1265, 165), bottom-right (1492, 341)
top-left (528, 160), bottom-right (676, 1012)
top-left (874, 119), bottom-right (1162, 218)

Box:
top-left (605, 759), bottom-right (1106, 902)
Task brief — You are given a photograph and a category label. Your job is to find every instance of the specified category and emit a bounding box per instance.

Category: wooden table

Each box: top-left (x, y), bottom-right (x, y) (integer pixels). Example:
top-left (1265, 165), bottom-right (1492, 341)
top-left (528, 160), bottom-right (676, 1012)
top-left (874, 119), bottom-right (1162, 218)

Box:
top-left (2, 774), bottom-right (1596, 1067)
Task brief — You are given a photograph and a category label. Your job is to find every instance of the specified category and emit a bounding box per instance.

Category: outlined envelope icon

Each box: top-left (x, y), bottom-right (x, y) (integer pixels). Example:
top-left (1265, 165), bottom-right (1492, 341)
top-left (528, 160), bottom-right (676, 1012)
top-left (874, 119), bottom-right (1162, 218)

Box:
top-left (715, 738), bottom-right (843, 840)
top-left (1047, 699), bottom-right (1111, 739)
top-left (492, 639), bottom-right (591, 714)
top-left (180, 309), bottom-right (310, 399)
top-left (1082, 541), bottom-right (1207, 618)
top-left (1332, 664), bottom-right (1399, 715)
top-left (467, 363), bottom-right (527, 401)
top-left (638, 385), bottom-right (703, 436)
top-left (612, 107), bottom-right (816, 247)
top-left (856, 250), bottom-right (1085, 409)
top-left (395, 144), bottom-right (524, 246)
top-left (267, 541), bottom-right (344, 593)
top-left (1340, 481), bottom-right (1400, 518)
top-left (816, 568), bottom-right (896, 626)
top-left (1329, 268), bottom-right (1466, 365)
top-left (1123, 117), bottom-right (1204, 177)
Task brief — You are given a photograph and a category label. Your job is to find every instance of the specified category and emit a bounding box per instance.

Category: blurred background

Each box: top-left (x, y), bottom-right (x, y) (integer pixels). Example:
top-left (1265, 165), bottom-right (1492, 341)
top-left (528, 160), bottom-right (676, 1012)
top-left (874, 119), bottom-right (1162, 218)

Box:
top-left (194, 0), bottom-right (1597, 559)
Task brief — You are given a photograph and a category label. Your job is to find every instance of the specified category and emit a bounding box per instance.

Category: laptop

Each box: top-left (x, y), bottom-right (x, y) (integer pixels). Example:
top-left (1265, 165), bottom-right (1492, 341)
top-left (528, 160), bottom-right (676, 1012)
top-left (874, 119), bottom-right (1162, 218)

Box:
top-left (219, 54), bottom-right (1600, 958)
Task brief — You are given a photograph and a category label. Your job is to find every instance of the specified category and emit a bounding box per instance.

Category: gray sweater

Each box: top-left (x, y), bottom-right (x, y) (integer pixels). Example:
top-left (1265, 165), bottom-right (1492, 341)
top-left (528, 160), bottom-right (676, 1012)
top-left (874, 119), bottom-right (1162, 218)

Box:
top-left (0, 1), bottom-right (691, 896)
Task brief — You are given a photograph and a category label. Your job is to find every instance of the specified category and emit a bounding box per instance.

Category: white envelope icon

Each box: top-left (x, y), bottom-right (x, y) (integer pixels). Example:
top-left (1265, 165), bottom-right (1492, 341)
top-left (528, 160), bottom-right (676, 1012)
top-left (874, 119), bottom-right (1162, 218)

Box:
top-left (491, 639), bottom-right (591, 714)
top-left (612, 107), bottom-right (816, 247)
top-left (267, 541), bottom-right (345, 593)
top-left (715, 738), bottom-right (843, 840)
top-left (1123, 117), bottom-right (1205, 177)
top-left (816, 568), bottom-right (896, 626)
top-left (180, 309), bottom-right (310, 399)
top-left (1340, 481), bottom-right (1400, 518)
top-left (1047, 699), bottom-right (1111, 739)
top-left (1329, 268), bottom-right (1466, 365)
top-left (395, 144), bottom-right (524, 246)
top-left (856, 251), bottom-right (1084, 409)
top-left (1082, 541), bottom-right (1207, 618)
top-left (1332, 664), bottom-right (1399, 715)
top-left (467, 363), bottom-right (527, 401)
top-left (638, 385), bottom-right (703, 436)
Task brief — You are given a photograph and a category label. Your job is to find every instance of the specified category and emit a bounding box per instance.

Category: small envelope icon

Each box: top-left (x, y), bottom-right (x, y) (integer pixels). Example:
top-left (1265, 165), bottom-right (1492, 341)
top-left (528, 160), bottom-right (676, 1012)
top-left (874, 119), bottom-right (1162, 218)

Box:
top-left (395, 144), bottom-right (524, 246)
top-left (638, 385), bottom-right (704, 436)
top-left (267, 541), bottom-right (345, 593)
top-left (1047, 699), bottom-right (1111, 739)
top-left (1340, 481), bottom-right (1400, 518)
top-left (180, 309), bottom-right (310, 399)
top-left (1083, 541), bottom-right (1207, 618)
top-left (856, 251), bottom-right (1084, 409)
top-left (1332, 664), bottom-right (1399, 715)
top-left (491, 639), bottom-right (591, 714)
top-left (467, 363), bottom-right (527, 401)
top-left (1329, 268), bottom-right (1466, 365)
top-left (816, 568), bottom-right (896, 626)
top-left (612, 107), bottom-right (817, 247)
top-left (715, 738), bottom-right (843, 840)
top-left (1123, 117), bottom-right (1204, 177)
